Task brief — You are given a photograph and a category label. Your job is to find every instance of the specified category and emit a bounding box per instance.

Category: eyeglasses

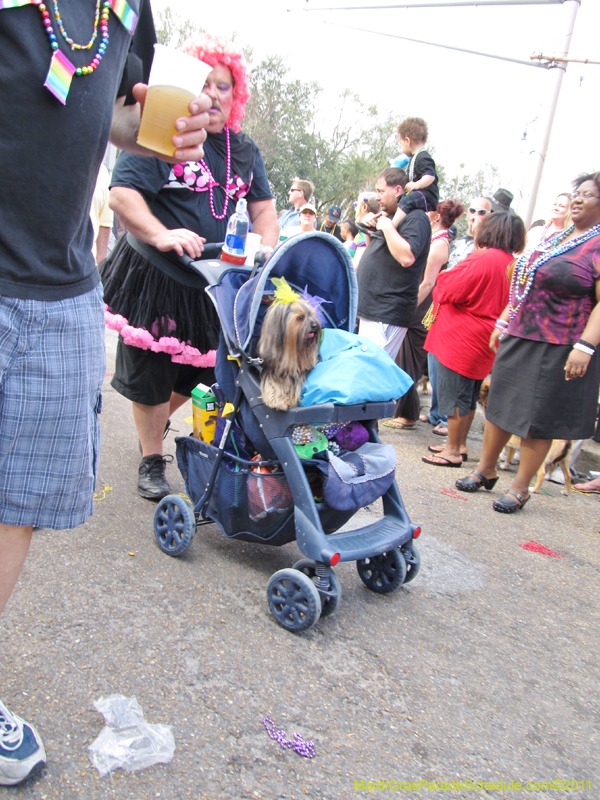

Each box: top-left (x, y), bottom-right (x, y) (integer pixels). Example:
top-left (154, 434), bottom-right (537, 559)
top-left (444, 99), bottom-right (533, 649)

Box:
top-left (571, 191), bottom-right (600, 201)
top-left (468, 207), bottom-right (490, 217)
top-left (289, 187), bottom-right (301, 193)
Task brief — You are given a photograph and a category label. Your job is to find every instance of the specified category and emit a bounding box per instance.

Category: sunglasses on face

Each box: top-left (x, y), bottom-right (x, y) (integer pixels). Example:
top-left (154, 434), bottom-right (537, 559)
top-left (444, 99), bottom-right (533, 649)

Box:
top-left (289, 187), bottom-right (301, 193)
top-left (468, 208), bottom-right (490, 217)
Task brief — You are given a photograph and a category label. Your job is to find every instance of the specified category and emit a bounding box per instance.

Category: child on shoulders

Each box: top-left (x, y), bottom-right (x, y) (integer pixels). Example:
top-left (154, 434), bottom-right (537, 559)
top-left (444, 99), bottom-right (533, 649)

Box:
top-left (393, 117), bottom-right (439, 226)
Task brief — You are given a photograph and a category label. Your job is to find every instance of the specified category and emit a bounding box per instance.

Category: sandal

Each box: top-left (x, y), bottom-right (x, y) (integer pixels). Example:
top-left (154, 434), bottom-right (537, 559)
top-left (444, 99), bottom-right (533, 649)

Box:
top-left (432, 424), bottom-right (448, 436)
top-left (428, 444), bottom-right (467, 461)
top-left (455, 470), bottom-right (498, 492)
top-left (382, 419), bottom-right (416, 429)
top-left (422, 454), bottom-right (462, 468)
top-left (493, 489), bottom-right (529, 513)
top-left (572, 480), bottom-right (600, 494)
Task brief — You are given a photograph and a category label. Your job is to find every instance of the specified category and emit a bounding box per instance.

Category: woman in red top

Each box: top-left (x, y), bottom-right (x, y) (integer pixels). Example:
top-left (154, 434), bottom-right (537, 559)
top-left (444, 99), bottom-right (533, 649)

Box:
top-left (421, 212), bottom-right (526, 467)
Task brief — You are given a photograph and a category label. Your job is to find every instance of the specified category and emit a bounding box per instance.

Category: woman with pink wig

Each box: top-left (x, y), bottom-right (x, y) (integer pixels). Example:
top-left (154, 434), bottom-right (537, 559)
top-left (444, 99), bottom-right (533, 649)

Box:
top-left (102, 37), bottom-right (278, 501)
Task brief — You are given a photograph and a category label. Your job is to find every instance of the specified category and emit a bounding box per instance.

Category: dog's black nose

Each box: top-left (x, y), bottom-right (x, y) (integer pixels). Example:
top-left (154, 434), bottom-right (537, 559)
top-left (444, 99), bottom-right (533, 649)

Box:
top-left (310, 321), bottom-right (318, 331)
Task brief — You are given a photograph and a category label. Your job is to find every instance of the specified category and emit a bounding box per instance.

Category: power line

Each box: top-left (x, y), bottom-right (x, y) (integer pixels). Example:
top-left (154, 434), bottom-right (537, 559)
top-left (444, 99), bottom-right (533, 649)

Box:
top-left (291, 0), bottom-right (565, 11)
top-left (322, 21), bottom-right (550, 68)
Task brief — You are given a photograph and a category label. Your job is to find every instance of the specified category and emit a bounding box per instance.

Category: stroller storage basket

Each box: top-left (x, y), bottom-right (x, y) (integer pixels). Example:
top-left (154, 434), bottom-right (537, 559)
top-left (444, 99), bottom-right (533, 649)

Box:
top-left (176, 437), bottom-right (294, 539)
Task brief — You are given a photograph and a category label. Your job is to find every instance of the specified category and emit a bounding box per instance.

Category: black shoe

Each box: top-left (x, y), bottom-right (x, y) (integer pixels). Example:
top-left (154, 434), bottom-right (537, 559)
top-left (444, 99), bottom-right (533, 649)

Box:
top-left (455, 470), bottom-right (498, 492)
top-left (137, 454), bottom-right (172, 500)
top-left (492, 489), bottom-right (529, 513)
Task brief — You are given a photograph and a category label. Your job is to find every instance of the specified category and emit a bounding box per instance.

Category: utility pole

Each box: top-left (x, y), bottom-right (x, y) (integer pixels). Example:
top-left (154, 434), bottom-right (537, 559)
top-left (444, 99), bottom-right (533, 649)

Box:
top-left (523, 0), bottom-right (580, 227)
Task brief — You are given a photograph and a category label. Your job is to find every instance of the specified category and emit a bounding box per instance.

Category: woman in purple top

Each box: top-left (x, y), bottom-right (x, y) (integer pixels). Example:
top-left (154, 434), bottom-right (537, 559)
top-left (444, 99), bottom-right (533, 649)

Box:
top-left (455, 172), bottom-right (600, 513)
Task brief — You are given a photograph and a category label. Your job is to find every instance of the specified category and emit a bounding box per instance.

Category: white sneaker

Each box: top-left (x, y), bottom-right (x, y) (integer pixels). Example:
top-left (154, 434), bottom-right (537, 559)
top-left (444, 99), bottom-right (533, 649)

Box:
top-left (0, 699), bottom-right (46, 785)
top-left (545, 466), bottom-right (565, 485)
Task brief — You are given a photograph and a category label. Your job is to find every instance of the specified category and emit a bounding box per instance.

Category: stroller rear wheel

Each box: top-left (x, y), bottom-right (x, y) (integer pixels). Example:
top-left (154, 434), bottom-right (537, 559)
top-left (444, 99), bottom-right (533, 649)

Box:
top-left (401, 542), bottom-right (421, 583)
top-left (292, 559), bottom-right (342, 618)
top-left (154, 494), bottom-right (196, 557)
top-left (356, 549), bottom-right (406, 594)
top-left (267, 568), bottom-right (322, 632)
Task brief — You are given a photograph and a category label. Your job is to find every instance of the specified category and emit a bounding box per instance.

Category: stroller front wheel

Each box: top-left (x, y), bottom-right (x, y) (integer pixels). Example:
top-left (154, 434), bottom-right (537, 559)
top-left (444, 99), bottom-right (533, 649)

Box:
top-left (154, 494), bottom-right (196, 557)
top-left (401, 542), bottom-right (421, 584)
top-left (356, 549), bottom-right (406, 594)
top-left (267, 568), bottom-right (322, 632)
top-left (292, 559), bottom-right (342, 618)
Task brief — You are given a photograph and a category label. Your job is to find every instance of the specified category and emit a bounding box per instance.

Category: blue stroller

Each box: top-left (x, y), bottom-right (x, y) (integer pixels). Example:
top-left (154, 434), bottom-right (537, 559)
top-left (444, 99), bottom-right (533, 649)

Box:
top-left (153, 232), bottom-right (421, 632)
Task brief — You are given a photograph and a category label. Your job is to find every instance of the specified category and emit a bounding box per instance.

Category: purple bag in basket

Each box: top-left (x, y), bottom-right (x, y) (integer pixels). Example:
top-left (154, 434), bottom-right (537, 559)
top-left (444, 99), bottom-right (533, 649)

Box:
top-left (332, 422), bottom-right (369, 452)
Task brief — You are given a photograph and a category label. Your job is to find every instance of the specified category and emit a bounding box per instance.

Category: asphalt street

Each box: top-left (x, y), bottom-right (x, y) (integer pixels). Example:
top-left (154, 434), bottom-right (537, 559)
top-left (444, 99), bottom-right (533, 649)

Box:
top-left (3, 330), bottom-right (600, 800)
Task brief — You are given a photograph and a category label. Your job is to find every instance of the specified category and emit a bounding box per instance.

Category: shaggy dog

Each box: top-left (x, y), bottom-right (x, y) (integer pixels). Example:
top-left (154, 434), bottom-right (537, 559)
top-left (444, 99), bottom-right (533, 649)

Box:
top-left (477, 379), bottom-right (572, 494)
top-left (258, 299), bottom-right (321, 410)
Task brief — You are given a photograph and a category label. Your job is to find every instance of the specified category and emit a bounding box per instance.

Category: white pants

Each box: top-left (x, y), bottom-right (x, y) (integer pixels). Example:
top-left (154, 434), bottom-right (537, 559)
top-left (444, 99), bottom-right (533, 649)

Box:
top-left (358, 318), bottom-right (408, 360)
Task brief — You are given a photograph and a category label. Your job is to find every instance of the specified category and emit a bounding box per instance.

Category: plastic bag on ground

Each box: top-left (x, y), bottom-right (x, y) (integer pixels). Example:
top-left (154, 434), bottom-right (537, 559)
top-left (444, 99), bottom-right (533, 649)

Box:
top-left (88, 695), bottom-right (175, 777)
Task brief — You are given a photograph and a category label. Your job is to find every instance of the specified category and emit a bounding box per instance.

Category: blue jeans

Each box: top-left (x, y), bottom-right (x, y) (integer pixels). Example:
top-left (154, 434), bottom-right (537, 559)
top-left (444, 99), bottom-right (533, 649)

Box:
top-left (427, 353), bottom-right (447, 427)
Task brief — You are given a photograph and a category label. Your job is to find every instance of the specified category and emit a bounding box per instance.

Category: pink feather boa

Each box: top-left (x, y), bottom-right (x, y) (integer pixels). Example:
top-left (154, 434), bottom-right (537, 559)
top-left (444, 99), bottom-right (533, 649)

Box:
top-left (105, 306), bottom-right (216, 367)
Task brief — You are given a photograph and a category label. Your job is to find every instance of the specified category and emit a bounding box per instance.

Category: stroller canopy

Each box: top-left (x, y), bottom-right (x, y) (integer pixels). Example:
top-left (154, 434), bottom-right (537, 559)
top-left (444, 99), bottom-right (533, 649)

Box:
top-left (206, 232), bottom-right (358, 357)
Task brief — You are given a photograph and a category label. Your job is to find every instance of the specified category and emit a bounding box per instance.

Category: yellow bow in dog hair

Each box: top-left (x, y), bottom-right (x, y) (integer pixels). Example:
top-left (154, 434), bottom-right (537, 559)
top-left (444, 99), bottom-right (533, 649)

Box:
top-left (271, 277), bottom-right (300, 305)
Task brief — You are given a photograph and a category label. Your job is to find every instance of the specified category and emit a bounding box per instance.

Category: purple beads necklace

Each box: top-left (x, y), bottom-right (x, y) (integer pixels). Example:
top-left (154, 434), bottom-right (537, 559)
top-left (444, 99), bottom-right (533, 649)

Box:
top-left (263, 717), bottom-right (316, 758)
top-left (509, 223), bottom-right (600, 319)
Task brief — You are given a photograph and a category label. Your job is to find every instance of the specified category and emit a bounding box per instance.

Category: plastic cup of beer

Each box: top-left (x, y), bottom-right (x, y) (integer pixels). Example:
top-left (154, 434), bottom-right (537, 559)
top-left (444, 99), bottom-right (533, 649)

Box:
top-left (137, 44), bottom-right (212, 158)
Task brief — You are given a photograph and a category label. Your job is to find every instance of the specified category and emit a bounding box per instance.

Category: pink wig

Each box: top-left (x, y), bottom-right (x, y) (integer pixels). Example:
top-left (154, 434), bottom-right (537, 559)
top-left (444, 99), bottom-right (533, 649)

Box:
top-left (184, 36), bottom-right (250, 133)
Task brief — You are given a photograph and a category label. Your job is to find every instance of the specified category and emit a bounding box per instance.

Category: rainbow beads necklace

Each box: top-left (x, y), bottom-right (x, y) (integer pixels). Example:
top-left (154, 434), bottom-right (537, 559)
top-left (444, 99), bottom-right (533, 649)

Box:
top-left (509, 223), bottom-right (600, 319)
top-left (33, 0), bottom-right (110, 103)
top-left (0, 0), bottom-right (138, 104)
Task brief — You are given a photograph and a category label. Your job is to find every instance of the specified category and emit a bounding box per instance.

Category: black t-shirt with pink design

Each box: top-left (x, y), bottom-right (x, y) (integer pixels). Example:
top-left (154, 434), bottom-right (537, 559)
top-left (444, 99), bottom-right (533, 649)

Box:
top-left (110, 129), bottom-right (272, 246)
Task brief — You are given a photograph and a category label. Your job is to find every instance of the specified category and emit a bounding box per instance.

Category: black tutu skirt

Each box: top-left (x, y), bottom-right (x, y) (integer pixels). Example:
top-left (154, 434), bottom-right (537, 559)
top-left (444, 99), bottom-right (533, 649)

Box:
top-left (486, 334), bottom-right (600, 440)
top-left (101, 235), bottom-right (220, 356)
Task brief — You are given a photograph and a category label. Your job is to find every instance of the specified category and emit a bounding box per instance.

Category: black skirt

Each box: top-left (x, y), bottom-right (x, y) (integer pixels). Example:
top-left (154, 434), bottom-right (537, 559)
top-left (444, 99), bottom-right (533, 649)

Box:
top-left (486, 334), bottom-right (600, 439)
top-left (101, 235), bottom-right (220, 355)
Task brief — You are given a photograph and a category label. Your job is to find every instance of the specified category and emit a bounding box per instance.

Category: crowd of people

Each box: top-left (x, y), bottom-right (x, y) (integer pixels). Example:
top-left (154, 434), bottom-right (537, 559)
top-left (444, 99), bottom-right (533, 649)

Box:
top-left (274, 117), bottom-right (600, 513)
top-left (1, 0), bottom-right (599, 784)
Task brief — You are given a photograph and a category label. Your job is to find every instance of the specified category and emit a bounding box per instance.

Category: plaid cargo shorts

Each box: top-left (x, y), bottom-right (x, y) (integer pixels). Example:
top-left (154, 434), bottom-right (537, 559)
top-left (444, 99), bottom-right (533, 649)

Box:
top-left (0, 284), bottom-right (105, 529)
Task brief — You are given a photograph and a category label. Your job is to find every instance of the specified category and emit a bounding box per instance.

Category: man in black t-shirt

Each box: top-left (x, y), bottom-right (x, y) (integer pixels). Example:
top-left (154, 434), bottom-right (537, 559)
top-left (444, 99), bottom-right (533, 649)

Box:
top-left (0, 0), bottom-right (212, 785)
top-left (357, 167), bottom-right (431, 359)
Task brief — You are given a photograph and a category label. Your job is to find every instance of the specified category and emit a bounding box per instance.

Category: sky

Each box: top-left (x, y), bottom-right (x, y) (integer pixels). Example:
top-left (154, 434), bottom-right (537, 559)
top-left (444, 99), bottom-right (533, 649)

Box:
top-left (151, 0), bottom-right (599, 220)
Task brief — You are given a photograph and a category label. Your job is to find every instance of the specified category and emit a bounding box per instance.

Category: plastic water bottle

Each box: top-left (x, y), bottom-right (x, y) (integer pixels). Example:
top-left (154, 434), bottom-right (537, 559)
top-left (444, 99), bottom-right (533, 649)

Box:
top-left (221, 198), bottom-right (248, 264)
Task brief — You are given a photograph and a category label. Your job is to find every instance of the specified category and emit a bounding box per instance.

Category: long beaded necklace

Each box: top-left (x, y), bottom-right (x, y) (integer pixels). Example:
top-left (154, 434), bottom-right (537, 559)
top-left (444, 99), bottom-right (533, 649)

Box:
top-left (199, 126), bottom-right (232, 220)
top-left (509, 222), bottom-right (600, 319)
top-left (32, 0), bottom-right (110, 103)
top-left (0, 0), bottom-right (138, 104)
top-left (51, 0), bottom-right (102, 50)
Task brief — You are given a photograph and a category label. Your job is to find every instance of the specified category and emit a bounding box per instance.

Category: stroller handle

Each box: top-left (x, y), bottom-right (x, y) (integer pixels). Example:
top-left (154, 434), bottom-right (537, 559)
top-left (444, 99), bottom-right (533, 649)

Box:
top-left (181, 244), bottom-right (267, 284)
top-left (180, 242), bottom-right (224, 265)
